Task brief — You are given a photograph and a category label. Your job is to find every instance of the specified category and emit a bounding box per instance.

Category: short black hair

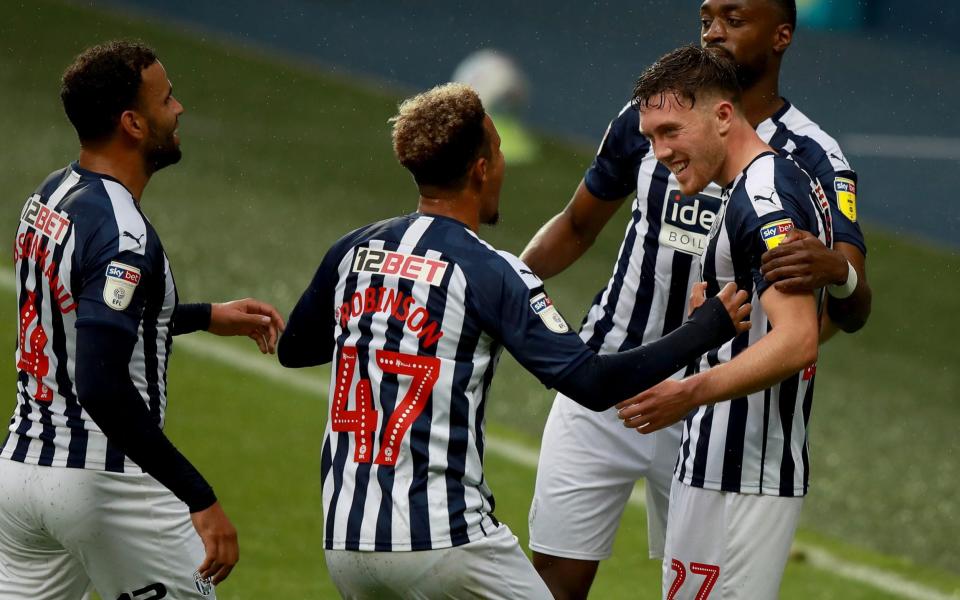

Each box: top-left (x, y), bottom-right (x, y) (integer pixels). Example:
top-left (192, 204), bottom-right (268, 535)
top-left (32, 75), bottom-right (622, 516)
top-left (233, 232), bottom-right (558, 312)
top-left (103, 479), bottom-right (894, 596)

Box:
top-left (769, 0), bottom-right (797, 30)
top-left (60, 40), bottom-right (158, 143)
top-left (632, 45), bottom-right (741, 111)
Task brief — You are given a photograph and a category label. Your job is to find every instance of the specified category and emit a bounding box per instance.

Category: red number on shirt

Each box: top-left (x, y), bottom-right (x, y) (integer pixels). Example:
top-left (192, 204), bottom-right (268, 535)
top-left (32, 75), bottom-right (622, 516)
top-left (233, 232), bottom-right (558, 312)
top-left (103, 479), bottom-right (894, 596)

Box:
top-left (330, 347), bottom-right (378, 463)
top-left (373, 350), bottom-right (440, 466)
top-left (667, 559), bottom-right (719, 600)
top-left (331, 347), bottom-right (440, 466)
top-left (17, 291), bottom-right (52, 403)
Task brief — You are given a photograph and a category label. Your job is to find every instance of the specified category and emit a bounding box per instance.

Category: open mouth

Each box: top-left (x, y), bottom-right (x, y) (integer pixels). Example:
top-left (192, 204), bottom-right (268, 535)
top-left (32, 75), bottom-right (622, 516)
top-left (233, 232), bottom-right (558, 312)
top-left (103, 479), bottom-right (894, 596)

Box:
top-left (672, 161), bottom-right (689, 176)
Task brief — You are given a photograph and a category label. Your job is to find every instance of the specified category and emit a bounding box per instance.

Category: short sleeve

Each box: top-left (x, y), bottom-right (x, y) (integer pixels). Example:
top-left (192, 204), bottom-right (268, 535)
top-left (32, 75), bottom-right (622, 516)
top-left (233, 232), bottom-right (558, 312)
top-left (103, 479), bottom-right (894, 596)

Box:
top-left (789, 138), bottom-right (866, 254)
top-left (470, 252), bottom-right (593, 387)
top-left (583, 104), bottom-right (649, 201)
top-left (733, 170), bottom-right (816, 298)
top-left (75, 243), bottom-right (155, 337)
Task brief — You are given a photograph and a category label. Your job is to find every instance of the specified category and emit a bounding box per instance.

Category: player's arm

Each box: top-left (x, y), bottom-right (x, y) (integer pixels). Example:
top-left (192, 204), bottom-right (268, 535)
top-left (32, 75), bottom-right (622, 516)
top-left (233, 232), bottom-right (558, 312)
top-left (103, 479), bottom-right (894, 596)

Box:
top-left (520, 104), bottom-right (642, 279)
top-left (278, 247), bottom-right (342, 368)
top-left (74, 323), bottom-right (238, 584)
top-left (551, 283), bottom-right (750, 410)
top-left (760, 231), bottom-right (871, 336)
top-left (519, 180), bottom-right (626, 279)
top-left (617, 287), bottom-right (818, 433)
top-left (480, 258), bottom-right (749, 412)
top-left (172, 300), bottom-right (285, 354)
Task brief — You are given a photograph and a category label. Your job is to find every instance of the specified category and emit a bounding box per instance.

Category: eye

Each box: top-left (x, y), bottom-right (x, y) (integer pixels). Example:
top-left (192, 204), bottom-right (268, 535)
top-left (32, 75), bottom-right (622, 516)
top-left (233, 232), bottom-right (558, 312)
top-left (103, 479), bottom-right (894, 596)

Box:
top-left (700, 17), bottom-right (712, 30)
top-left (726, 16), bottom-right (744, 27)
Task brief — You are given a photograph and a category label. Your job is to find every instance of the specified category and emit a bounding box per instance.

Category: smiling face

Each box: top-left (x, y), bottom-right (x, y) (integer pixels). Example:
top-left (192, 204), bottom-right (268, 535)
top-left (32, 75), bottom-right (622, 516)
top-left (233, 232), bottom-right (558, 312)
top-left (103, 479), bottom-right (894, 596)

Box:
top-left (699, 0), bottom-right (791, 89)
top-left (136, 61), bottom-right (184, 172)
top-left (639, 92), bottom-right (727, 196)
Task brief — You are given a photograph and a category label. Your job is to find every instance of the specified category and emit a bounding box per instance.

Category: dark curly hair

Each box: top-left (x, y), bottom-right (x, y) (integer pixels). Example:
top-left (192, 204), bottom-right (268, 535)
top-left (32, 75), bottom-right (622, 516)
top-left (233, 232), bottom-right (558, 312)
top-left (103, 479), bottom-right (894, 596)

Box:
top-left (632, 45), bottom-right (741, 112)
top-left (60, 40), bottom-right (158, 143)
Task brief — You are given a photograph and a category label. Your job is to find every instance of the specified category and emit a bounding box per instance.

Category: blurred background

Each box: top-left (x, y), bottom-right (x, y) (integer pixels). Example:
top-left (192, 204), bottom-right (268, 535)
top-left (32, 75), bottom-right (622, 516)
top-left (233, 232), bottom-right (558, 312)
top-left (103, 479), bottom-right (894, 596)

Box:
top-left (1, 1), bottom-right (958, 598)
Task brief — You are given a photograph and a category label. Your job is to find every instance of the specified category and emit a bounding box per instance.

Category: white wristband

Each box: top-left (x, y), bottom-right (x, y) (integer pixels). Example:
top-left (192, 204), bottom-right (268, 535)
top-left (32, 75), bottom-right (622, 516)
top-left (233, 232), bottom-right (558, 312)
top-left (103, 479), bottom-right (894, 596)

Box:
top-left (828, 261), bottom-right (858, 299)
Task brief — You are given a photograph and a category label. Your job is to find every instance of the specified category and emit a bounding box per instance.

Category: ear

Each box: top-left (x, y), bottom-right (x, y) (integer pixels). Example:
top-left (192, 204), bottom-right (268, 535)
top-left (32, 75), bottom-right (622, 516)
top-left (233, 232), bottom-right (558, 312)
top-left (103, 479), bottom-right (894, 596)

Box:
top-left (773, 23), bottom-right (793, 54)
top-left (470, 155), bottom-right (489, 188)
top-left (119, 109), bottom-right (147, 142)
top-left (715, 100), bottom-right (735, 136)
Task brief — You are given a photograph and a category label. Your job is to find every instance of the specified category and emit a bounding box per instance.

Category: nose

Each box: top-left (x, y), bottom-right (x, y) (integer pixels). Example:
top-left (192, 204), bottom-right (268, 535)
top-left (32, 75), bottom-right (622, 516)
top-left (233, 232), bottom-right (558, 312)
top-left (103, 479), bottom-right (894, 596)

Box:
top-left (653, 141), bottom-right (673, 163)
top-left (173, 97), bottom-right (185, 116)
top-left (703, 19), bottom-right (725, 45)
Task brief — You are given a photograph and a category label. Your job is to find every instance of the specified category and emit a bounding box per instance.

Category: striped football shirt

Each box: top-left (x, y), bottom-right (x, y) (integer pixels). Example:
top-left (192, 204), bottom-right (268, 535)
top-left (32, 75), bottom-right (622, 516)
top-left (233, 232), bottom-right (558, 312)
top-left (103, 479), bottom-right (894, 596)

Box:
top-left (3, 162), bottom-right (177, 473)
top-left (676, 151), bottom-right (833, 497)
top-left (580, 99), bottom-right (863, 360)
top-left (284, 213), bottom-right (594, 551)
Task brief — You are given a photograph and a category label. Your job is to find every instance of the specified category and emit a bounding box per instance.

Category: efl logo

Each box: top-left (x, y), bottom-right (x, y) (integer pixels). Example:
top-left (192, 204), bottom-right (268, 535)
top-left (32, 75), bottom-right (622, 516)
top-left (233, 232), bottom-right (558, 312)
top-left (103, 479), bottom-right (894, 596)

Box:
top-left (760, 219), bottom-right (794, 250)
top-left (529, 292), bottom-right (569, 334)
top-left (19, 196), bottom-right (71, 245)
top-left (103, 261), bottom-right (141, 311)
top-left (834, 177), bottom-right (857, 222)
top-left (353, 247), bottom-right (448, 286)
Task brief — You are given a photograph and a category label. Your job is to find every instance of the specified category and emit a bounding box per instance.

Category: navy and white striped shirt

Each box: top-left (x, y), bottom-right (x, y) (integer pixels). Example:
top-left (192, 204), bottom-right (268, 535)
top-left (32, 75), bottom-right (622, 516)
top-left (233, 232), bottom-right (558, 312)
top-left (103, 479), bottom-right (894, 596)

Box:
top-left (580, 100), bottom-right (863, 359)
top-left (282, 213), bottom-right (593, 551)
top-left (676, 151), bottom-right (832, 497)
top-left (3, 163), bottom-right (176, 473)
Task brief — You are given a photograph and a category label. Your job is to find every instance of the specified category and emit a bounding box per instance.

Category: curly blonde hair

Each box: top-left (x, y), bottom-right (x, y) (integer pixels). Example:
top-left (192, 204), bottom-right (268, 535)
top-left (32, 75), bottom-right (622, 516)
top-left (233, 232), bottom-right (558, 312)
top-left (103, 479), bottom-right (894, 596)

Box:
top-left (390, 83), bottom-right (488, 188)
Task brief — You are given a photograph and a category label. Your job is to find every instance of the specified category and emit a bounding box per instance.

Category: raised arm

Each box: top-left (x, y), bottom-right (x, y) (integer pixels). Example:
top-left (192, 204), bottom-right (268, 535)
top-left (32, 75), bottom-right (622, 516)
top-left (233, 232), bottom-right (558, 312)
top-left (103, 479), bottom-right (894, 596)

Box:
top-left (520, 180), bottom-right (625, 280)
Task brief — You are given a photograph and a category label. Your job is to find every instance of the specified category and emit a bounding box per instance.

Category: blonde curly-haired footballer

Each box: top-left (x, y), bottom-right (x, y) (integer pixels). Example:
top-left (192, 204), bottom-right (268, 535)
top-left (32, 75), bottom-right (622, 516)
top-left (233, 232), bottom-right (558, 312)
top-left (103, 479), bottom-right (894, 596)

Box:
top-left (391, 83), bottom-right (489, 190)
top-left (278, 82), bottom-right (745, 599)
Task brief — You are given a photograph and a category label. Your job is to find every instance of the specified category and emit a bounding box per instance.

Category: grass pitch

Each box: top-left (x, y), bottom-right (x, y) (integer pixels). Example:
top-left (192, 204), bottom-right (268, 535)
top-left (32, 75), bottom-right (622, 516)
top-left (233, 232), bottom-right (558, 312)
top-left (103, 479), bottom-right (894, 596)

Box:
top-left (1, 0), bottom-right (958, 597)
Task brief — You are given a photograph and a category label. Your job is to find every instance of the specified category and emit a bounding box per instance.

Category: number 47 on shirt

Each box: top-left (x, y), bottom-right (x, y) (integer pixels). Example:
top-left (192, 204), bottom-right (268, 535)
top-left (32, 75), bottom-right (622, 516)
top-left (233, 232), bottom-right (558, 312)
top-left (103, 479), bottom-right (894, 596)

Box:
top-left (331, 346), bottom-right (440, 466)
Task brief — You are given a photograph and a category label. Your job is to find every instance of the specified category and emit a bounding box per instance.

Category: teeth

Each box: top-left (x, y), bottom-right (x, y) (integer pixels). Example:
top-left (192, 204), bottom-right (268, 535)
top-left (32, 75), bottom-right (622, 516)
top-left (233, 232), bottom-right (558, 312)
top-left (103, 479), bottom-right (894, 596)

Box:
top-left (674, 162), bottom-right (687, 175)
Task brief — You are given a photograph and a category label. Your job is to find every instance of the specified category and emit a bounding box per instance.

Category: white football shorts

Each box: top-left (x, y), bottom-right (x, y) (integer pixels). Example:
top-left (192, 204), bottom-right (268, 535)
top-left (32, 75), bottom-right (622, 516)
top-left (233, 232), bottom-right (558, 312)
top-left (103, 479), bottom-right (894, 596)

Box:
top-left (324, 522), bottom-right (552, 599)
top-left (661, 481), bottom-right (803, 600)
top-left (528, 392), bottom-right (682, 560)
top-left (0, 458), bottom-right (214, 600)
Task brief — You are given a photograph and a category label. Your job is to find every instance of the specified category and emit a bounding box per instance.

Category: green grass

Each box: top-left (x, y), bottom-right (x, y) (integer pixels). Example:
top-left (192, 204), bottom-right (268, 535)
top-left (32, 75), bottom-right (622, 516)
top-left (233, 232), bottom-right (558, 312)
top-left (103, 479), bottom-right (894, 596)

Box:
top-left (1, 0), bottom-right (959, 596)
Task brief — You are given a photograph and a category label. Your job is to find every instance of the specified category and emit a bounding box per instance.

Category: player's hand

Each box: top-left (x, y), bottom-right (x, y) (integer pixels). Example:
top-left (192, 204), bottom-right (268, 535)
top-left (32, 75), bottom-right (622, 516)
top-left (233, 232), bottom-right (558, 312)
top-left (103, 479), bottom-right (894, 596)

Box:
top-left (615, 377), bottom-right (697, 434)
top-left (688, 281), bottom-right (707, 316)
top-left (760, 229), bottom-right (847, 293)
top-left (191, 502), bottom-right (239, 586)
top-left (209, 298), bottom-right (286, 354)
top-left (712, 281), bottom-right (751, 335)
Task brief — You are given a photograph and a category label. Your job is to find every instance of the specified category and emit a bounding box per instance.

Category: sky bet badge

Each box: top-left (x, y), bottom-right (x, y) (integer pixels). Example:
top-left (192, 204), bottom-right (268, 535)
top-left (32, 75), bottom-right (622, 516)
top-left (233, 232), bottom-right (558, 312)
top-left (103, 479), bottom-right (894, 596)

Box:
top-left (102, 261), bottom-right (141, 311)
top-left (530, 292), bottom-right (569, 333)
top-left (834, 177), bottom-right (857, 222)
top-left (760, 218), bottom-right (795, 250)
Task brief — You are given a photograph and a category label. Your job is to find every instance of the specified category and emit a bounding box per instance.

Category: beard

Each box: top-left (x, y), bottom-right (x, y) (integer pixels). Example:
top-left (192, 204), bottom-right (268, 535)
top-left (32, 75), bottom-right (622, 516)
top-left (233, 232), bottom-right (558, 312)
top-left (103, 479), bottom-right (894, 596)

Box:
top-left (481, 210), bottom-right (500, 227)
top-left (144, 126), bottom-right (182, 173)
top-left (705, 44), bottom-right (767, 89)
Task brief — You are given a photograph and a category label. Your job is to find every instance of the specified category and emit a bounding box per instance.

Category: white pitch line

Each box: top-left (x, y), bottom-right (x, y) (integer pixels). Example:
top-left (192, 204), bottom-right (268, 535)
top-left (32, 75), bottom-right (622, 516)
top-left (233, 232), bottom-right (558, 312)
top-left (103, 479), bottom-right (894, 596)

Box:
top-left (1, 269), bottom-right (957, 599)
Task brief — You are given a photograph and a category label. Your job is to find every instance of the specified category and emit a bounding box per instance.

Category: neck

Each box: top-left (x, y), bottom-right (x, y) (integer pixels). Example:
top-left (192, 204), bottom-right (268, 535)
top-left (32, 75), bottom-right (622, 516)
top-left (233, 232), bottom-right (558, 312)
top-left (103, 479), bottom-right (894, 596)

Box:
top-left (717, 118), bottom-right (774, 188)
top-left (78, 144), bottom-right (150, 202)
top-left (740, 67), bottom-right (785, 128)
top-left (416, 189), bottom-right (480, 232)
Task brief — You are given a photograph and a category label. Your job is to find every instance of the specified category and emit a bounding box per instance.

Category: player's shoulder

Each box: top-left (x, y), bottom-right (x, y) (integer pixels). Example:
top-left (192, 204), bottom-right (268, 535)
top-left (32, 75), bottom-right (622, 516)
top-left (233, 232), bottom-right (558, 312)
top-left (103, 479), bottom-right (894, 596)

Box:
top-left (434, 225), bottom-right (542, 292)
top-left (734, 153), bottom-right (808, 218)
top-left (775, 101), bottom-right (853, 173)
top-left (66, 168), bottom-right (150, 256)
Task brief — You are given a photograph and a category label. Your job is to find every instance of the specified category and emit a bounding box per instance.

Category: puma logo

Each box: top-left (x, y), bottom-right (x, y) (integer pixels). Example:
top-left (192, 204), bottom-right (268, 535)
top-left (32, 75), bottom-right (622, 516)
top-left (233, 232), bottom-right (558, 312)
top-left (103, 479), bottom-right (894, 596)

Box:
top-left (122, 231), bottom-right (145, 246)
top-left (753, 192), bottom-right (776, 204)
top-left (519, 268), bottom-right (536, 276)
